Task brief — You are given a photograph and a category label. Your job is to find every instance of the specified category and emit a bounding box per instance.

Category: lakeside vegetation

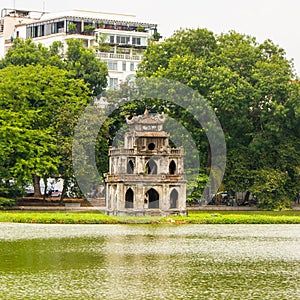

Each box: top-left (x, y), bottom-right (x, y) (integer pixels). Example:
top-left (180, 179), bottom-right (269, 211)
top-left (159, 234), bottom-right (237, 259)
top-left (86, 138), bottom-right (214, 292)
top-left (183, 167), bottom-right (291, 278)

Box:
top-left (0, 210), bottom-right (299, 225)
top-left (0, 30), bottom-right (299, 209)
top-left (108, 28), bottom-right (300, 209)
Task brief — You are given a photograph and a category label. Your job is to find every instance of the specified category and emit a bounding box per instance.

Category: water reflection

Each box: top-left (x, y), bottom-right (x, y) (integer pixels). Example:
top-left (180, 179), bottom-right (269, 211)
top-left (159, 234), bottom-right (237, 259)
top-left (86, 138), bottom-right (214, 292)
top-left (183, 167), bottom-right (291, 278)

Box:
top-left (0, 224), bottom-right (299, 299)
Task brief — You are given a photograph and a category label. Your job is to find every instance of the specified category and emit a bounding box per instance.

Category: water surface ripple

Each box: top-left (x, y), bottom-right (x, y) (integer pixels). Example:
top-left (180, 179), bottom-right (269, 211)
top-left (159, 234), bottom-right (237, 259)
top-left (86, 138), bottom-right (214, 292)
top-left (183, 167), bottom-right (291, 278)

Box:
top-left (0, 223), bottom-right (299, 299)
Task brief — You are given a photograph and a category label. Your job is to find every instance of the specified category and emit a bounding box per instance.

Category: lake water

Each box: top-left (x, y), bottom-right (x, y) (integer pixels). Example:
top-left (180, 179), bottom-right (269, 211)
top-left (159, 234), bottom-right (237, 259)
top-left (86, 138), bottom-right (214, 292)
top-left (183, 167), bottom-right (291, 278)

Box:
top-left (0, 223), bottom-right (299, 299)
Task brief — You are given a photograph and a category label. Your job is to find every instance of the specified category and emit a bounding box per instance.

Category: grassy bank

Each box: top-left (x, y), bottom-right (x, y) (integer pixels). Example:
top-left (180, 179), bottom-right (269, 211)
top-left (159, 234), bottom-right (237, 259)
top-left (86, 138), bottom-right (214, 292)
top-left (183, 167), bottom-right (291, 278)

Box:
top-left (0, 210), bottom-right (299, 224)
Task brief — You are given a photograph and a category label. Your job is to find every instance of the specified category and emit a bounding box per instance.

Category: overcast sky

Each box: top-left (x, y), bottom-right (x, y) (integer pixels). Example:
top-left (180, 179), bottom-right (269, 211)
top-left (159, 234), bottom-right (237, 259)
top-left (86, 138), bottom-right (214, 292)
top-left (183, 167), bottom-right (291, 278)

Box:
top-left (2, 0), bottom-right (300, 75)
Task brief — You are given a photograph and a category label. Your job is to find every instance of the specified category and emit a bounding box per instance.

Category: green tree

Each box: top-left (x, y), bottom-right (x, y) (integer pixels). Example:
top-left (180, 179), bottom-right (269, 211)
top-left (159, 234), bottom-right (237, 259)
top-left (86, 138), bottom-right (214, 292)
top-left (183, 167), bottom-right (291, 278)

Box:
top-left (0, 38), bottom-right (108, 96)
top-left (137, 28), bottom-right (300, 208)
top-left (0, 38), bottom-right (64, 68)
top-left (65, 39), bottom-right (108, 97)
top-left (0, 37), bottom-right (108, 199)
top-left (0, 65), bottom-right (91, 197)
top-left (0, 110), bottom-right (58, 196)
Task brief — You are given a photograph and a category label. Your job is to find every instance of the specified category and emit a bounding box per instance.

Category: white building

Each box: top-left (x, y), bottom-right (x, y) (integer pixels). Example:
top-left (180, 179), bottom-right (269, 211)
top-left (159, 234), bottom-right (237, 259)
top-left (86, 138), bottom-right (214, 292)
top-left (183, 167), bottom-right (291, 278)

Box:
top-left (0, 8), bottom-right (158, 89)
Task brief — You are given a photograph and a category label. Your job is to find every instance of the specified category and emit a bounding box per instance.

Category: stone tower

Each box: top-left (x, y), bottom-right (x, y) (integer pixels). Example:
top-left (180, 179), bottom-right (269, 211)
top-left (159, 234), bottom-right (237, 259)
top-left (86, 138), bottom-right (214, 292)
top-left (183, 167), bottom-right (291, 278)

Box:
top-left (105, 110), bottom-right (186, 216)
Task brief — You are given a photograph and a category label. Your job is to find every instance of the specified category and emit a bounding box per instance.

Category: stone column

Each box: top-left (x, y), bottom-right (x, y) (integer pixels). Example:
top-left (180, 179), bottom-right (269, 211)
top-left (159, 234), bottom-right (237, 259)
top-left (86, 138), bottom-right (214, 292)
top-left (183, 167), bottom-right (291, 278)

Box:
top-left (136, 184), bottom-right (144, 210)
top-left (162, 184), bottom-right (168, 210)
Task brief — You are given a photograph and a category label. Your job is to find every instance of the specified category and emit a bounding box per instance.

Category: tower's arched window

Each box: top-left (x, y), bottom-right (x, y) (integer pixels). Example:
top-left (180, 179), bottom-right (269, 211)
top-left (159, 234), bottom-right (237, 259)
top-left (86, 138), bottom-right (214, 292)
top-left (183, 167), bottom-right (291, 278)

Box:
top-left (125, 188), bottom-right (134, 208)
top-left (145, 159), bottom-right (157, 174)
top-left (127, 160), bottom-right (134, 174)
top-left (169, 160), bottom-right (176, 175)
top-left (170, 189), bottom-right (178, 209)
top-left (146, 188), bottom-right (159, 208)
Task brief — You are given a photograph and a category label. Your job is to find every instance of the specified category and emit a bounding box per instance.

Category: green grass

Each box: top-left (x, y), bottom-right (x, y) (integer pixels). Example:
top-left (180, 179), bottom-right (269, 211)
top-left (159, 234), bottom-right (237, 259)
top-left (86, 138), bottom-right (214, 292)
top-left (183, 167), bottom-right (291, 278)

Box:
top-left (0, 210), bottom-right (299, 224)
top-left (0, 211), bottom-right (116, 224)
top-left (177, 210), bottom-right (300, 224)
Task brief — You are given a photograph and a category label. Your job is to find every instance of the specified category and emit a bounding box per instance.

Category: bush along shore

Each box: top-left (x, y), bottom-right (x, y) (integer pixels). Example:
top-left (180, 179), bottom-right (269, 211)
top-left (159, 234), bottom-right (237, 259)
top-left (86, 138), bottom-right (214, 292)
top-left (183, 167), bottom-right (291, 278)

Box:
top-left (0, 211), bottom-right (299, 224)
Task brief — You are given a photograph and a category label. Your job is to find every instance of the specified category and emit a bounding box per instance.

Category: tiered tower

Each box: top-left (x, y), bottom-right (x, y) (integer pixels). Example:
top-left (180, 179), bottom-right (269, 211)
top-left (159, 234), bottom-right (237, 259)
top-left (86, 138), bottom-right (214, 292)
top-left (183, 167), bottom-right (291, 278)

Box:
top-left (105, 110), bottom-right (186, 216)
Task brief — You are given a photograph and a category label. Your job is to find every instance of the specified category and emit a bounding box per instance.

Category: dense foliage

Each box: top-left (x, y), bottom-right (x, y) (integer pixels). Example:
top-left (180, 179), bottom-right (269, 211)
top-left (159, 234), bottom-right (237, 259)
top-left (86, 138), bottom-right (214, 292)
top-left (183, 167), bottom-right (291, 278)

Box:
top-left (0, 38), bottom-right (108, 198)
top-left (0, 197), bottom-right (16, 209)
top-left (0, 31), bottom-right (299, 209)
top-left (0, 38), bottom-right (108, 97)
top-left (136, 28), bottom-right (300, 208)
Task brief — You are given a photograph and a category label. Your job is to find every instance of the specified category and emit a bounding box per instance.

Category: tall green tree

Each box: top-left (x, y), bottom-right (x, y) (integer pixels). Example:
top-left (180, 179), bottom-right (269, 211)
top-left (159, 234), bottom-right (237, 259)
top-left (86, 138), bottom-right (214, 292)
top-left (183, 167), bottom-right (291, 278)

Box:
top-left (0, 65), bottom-right (91, 197)
top-left (0, 37), bottom-right (108, 198)
top-left (137, 28), bottom-right (300, 208)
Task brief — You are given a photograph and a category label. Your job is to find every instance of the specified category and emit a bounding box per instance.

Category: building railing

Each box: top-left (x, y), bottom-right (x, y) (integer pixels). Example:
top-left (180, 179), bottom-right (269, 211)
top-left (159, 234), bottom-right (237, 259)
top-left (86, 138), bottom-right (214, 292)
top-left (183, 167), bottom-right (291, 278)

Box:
top-left (96, 52), bottom-right (142, 61)
top-left (106, 174), bottom-right (185, 182)
top-left (109, 149), bottom-right (135, 155)
top-left (170, 149), bottom-right (183, 155)
top-left (109, 148), bottom-right (183, 156)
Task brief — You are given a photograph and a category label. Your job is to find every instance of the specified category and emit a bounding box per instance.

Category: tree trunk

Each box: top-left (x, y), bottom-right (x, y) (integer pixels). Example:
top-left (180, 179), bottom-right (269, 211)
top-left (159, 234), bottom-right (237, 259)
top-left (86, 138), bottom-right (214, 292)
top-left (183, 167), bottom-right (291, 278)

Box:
top-left (59, 180), bottom-right (67, 205)
top-left (33, 174), bottom-right (42, 197)
top-left (244, 191), bottom-right (250, 202)
top-left (42, 177), bottom-right (48, 200)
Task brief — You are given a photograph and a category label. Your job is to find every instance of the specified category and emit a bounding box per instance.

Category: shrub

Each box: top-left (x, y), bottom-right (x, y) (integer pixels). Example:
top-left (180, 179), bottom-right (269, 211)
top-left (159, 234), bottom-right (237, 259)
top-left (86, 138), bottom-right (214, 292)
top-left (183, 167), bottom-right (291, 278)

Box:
top-left (0, 197), bottom-right (16, 209)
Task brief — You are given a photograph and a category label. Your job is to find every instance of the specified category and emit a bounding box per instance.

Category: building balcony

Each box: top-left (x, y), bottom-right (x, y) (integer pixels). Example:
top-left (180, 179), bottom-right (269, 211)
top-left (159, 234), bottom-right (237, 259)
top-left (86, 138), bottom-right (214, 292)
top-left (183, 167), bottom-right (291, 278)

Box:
top-left (109, 147), bottom-right (183, 156)
top-left (106, 174), bottom-right (185, 182)
top-left (109, 148), bottom-right (135, 155)
top-left (96, 52), bottom-right (142, 61)
top-left (169, 148), bottom-right (184, 155)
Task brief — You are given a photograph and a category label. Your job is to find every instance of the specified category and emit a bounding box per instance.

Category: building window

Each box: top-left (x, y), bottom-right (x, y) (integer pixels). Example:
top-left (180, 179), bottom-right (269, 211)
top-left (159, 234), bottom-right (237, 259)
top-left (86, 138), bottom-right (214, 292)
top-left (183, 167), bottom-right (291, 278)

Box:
top-left (145, 159), bottom-right (157, 175)
top-left (39, 25), bottom-right (45, 37)
top-left (132, 37), bottom-right (141, 45)
top-left (107, 61), bottom-right (118, 71)
top-left (122, 61), bottom-right (126, 71)
top-left (51, 23), bottom-right (56, 34)
top-left (110, 35), bottom-right (115, 43)
top-left (127, 160), bottom-right (134, 174)
top-left (109, 78), bottom-right (118, 90)
top-left (116, 35), bottom-right (130, 44)
top-left (169, 160), bottom-right (176, 174)
top-left (130, 62), bottom-right (135, 71)
top-left (50, 21), bottom-right (64, 35)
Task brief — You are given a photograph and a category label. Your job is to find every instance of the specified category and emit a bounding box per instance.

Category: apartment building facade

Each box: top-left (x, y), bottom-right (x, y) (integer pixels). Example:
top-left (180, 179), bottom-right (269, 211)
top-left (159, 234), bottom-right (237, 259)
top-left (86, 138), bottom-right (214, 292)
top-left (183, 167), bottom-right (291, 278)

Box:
top-left (0, 8), bottom-right (158, 89)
